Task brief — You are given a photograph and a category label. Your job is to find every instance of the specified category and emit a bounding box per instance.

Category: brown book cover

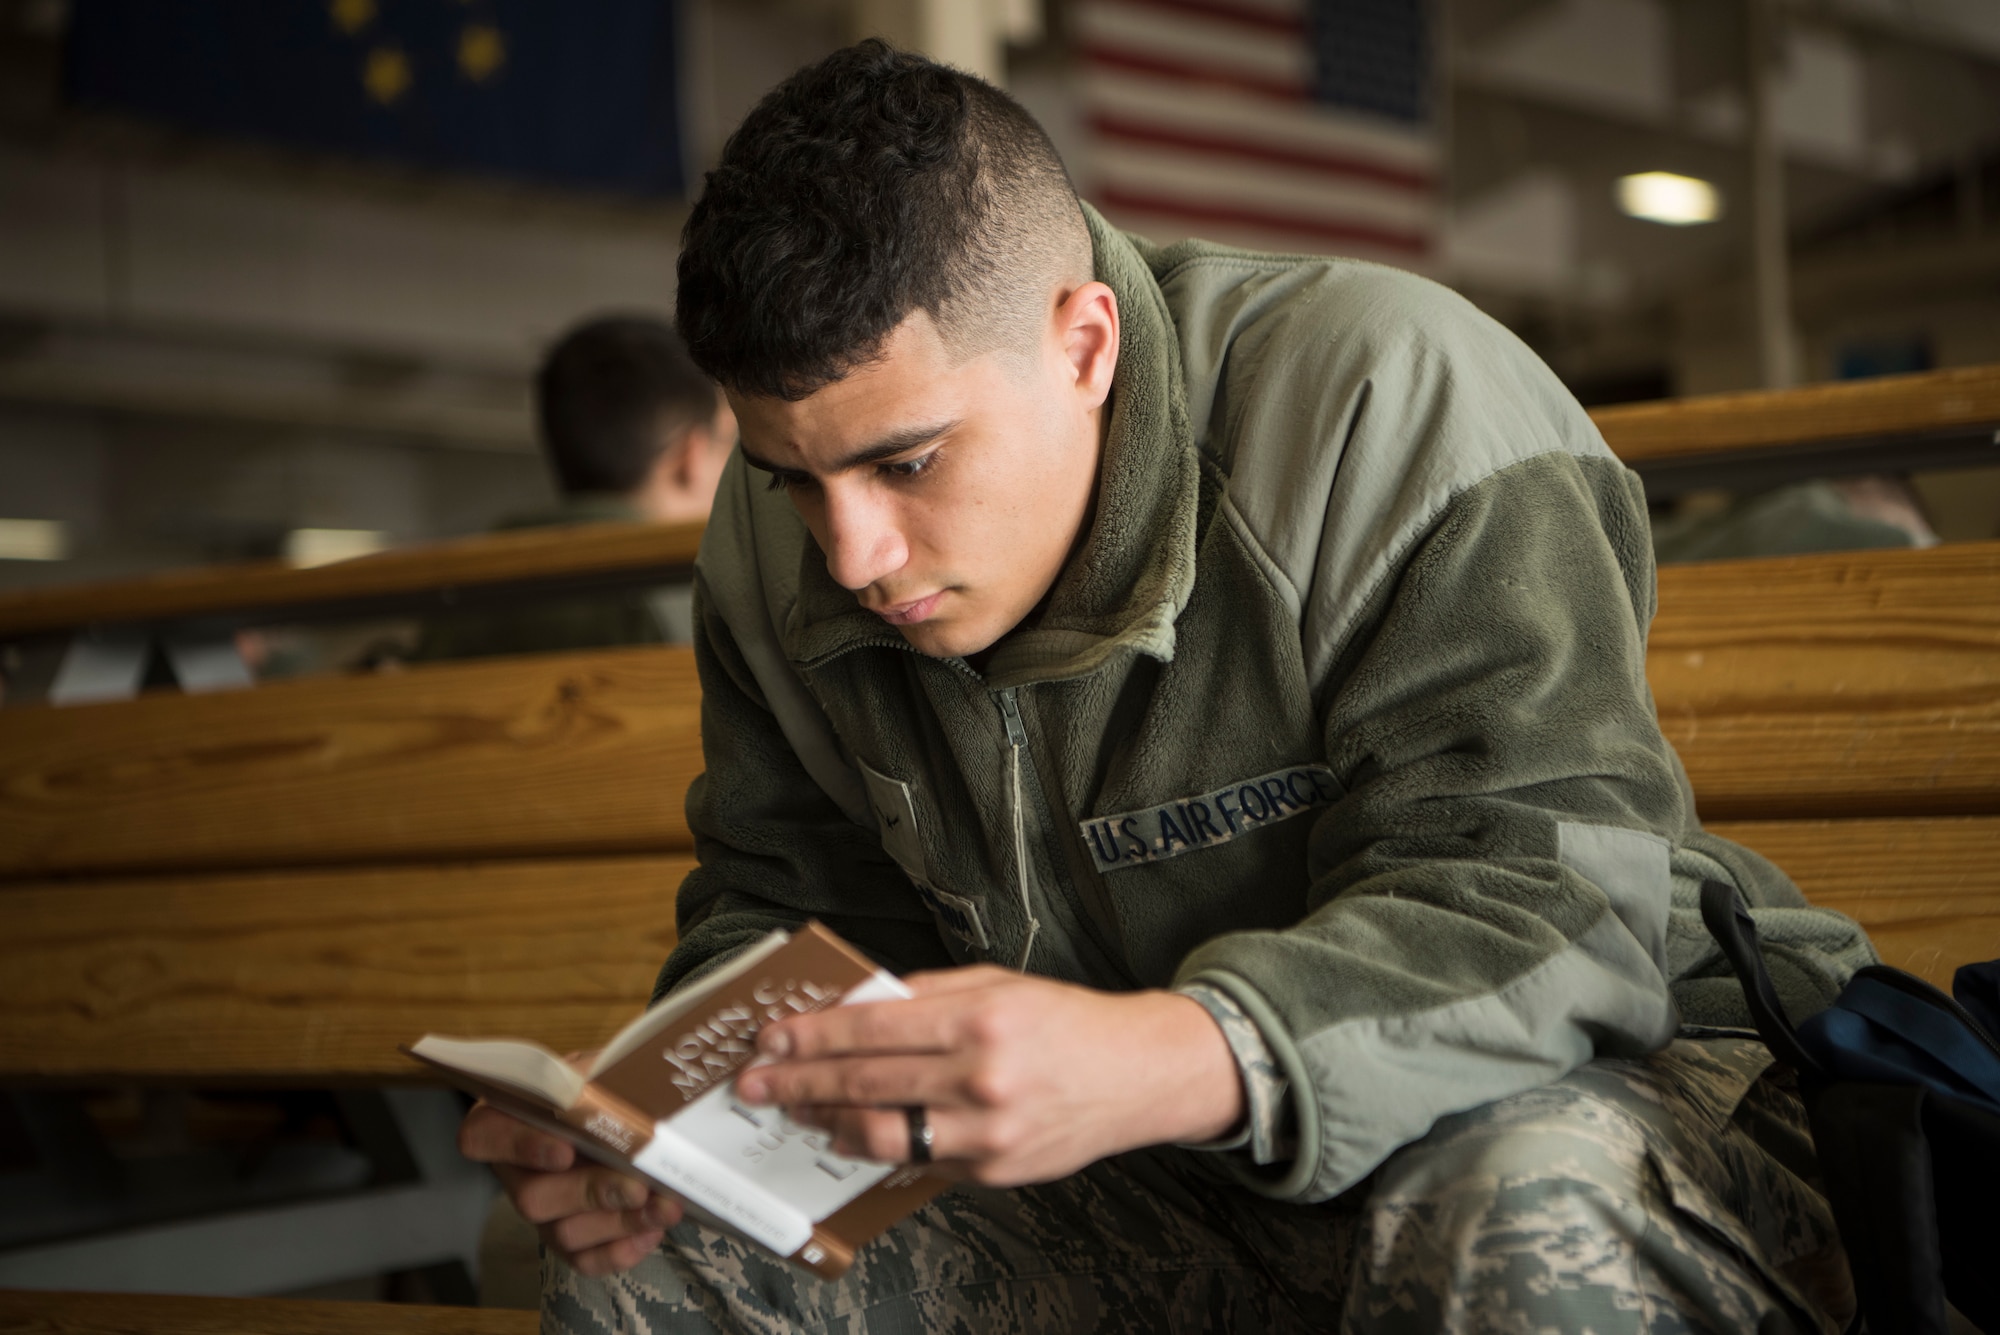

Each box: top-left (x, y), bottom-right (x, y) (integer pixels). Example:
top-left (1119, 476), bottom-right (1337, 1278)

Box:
top-left (405, 922), bottom-right (945, 1280)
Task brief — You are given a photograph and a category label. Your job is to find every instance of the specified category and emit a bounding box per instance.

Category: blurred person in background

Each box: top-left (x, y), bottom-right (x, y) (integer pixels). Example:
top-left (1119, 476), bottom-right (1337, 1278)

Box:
top-left (413, 315), bottom-right (735, 661)
top-left (1652, 475), bottom-right (1937, 565)
top-left (538, 313), bottom-right (737, 530)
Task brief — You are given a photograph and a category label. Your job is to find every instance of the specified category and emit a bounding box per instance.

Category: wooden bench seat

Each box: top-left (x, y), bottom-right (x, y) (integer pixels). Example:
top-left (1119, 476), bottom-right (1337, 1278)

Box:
top-left (0, 856), bottom-right (692, 1082)
top-left (0, 827), bottom-right (1990, 1086)
top-left (0, 1290), bottom-right (533, 1334)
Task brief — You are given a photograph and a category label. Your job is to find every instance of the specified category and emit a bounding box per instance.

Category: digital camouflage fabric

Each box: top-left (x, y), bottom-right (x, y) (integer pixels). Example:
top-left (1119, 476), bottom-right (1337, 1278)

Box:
top-left (544, 1039), bottom-right (1852, 1333)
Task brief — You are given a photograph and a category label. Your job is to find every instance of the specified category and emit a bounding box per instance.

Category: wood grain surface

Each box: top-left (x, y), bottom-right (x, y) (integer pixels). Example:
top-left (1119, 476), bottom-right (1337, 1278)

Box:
top-left (0, 647), bottom-right (702, 878)
top-left (1, 825), bottom-right (1989, 1083)
top-left (0, 829), bottom-right (1984, 1081)
top-left (0, 1291), bottom-right (534, 1335)
top-left (1710, 817), bottom-right (2000, 989)
top-left (5, 545), bottom-right (1995, 871)
top-left (1650, 543), bottom-right (2000, 820)
top-left (0, 855), bottom-right (688, 1080)
top-left (1591, 363), bottom-right (2000, 464)
top-left (0, 519), bottom-right (703, 639)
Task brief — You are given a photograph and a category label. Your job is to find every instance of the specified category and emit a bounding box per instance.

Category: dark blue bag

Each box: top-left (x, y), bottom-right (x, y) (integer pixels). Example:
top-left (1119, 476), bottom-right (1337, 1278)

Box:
top-left (1700, 881), bottom-right (2000, 1335)
top-left (1956, 959), bottom-right (2000, 1038)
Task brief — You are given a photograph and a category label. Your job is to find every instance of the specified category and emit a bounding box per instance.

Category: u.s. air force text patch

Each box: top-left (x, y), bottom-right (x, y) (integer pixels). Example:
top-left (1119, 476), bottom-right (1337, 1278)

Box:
top-left (1080, 764), bottom-right (1341, 873)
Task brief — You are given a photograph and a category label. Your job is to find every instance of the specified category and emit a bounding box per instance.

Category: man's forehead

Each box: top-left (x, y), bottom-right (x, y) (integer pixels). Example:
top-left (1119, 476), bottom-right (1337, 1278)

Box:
top-left (728, 317), bottom-right (980, 471)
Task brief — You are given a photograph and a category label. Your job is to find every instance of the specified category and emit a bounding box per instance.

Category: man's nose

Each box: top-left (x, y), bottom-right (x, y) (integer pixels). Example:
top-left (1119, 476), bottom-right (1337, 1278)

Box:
top-left (820, 486), bottom-right (908, 592)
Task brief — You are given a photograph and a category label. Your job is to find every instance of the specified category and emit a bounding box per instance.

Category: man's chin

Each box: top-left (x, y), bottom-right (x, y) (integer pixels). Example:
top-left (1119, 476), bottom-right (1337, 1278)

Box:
top-left (894, 617), bottom-right (998, 662)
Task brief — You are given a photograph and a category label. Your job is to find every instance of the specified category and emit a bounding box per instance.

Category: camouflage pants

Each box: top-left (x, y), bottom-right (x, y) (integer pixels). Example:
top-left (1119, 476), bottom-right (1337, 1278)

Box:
top-left (542, 1036), bottom-right (1854, 1334)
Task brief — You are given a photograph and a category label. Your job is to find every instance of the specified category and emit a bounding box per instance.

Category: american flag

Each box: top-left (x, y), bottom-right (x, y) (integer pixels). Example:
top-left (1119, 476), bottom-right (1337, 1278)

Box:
top-left (1071, 0), bottom-right (1437, 265)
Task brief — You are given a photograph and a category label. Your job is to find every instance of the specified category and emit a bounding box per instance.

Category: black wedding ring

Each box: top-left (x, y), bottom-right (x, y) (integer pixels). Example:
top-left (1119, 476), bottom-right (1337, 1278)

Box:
top-left (905, 1105), bottom-right (934, 1165)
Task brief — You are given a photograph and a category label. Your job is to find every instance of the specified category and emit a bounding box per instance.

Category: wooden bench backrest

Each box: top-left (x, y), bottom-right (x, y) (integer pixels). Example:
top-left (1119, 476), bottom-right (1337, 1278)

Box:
top-left (0, 646), bottom-right (702, 878)
top-left (2, 362), bottom-right (1998, 1085)
top-left (1, 541), bottom-right (1996, 1079)
top-left (1589, 363), bottom-right (2000, 465)
top-left (1652, 543), bottom-right (2000, 821)
top-left (4, 542), bottom-right (1995, 882)
top-left (0, 520), bottom-right (705, 641)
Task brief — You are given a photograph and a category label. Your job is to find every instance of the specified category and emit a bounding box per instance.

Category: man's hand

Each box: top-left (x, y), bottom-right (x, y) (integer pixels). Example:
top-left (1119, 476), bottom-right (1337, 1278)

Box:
top-left (458, 1093), bottom-right (682, 1277)
top-left (733, 966), bottom-right (1244, 1185)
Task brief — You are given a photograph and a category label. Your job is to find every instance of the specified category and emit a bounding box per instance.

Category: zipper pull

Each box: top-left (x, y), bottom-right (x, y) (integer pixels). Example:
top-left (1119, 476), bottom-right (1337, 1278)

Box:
top-left (997, 688), bottom-right (1029, 749)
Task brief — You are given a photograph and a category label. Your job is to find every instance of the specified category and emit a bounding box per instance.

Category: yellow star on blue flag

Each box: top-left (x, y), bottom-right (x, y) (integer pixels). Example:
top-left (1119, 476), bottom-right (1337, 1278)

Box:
top-left (69, 0), bottom-right (687, 197)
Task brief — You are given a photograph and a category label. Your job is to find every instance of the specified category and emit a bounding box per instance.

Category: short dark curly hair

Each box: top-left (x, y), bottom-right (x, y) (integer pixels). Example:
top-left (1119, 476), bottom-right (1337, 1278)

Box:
top-left (537, 316), bottom-right (718, 495)
top-left (676, 40), bottom-right (1092, 401)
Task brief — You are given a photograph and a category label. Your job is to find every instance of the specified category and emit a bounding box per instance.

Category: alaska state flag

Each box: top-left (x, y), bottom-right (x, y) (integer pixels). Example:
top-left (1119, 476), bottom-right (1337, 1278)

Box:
top-left (67, 0), bottom-right (685, 197)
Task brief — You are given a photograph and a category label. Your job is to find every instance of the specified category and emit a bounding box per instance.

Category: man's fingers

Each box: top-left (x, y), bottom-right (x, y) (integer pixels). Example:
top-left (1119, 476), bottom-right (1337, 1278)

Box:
top-left (549, 1205), bottom-right (657, 1255)
top-left (506, 1163), bottom-right (651, 1225)
top-left (737, 1054), bottom-right (972, 1109)
top-left (565, 1229), bottom-right (666, 1278)
top-left (459, 1102), bottom-right (574, 1171)
top-left (814, 1103), bottom-right (986, 1166)
top-left (760, 989), bottom-right (993, 1062)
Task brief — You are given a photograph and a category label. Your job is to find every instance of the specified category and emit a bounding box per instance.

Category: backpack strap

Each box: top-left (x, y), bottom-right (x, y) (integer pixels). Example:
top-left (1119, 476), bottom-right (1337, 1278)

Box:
top-left (1697, 879), bottom-right (1825, 1078)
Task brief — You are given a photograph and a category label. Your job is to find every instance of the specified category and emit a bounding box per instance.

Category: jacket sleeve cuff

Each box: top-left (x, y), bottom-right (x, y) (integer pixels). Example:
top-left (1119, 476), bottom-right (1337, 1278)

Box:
top-left (1174, 982), bottom-right (1296, 1165)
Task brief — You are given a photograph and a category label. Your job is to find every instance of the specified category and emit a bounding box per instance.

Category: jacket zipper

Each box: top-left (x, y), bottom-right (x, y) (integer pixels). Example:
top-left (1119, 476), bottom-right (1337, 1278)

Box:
top-left (812, 636), bottom-right (1125, 979)
top-left (994, 686), bottom-right (1132, 982)
top-left (995, 687), bottom-right (1042, 971)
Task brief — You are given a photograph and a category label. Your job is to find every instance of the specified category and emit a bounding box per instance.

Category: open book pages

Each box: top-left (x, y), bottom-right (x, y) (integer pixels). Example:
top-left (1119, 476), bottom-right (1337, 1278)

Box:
top-left (403, 1035), bottom-right (587, 1109)
top-left (589, 930), bottom-right (793, 1075)
top-left (405, 929), bottom-right (799, 1110)
top-left (405, 922), bottom-right (946, 1279)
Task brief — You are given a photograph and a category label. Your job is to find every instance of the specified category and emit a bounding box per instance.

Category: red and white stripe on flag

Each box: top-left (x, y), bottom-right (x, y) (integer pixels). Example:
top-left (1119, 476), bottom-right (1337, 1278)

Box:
top-left (1074, 0), bottom-right (1437, 265)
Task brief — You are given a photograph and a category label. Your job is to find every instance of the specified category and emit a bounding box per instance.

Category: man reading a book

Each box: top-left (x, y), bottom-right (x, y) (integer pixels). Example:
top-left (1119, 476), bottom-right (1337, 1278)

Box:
top-left (462, 41), bottom-right (1873, 1333)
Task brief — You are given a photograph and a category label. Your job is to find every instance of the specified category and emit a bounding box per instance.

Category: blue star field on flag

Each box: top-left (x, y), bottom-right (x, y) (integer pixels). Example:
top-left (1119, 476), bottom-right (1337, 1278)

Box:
top-left (1311, 0), bottom-right (1429, 124)
top-left (66, 0), bottom-right (685, 197)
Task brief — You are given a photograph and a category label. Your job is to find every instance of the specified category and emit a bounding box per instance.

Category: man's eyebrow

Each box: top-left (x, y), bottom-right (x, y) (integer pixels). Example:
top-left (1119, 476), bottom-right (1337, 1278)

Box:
top-left (739, 420), bottom-right (960, 478)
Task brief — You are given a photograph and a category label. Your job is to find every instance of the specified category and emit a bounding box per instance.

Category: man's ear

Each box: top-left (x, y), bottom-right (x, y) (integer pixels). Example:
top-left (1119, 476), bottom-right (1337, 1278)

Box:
top-left (628, 430), bottom-right (692, 521)
top-left (666, 427), bottom-right (704, 490)
top-left (1054, 280), bottom-right (1119, 411)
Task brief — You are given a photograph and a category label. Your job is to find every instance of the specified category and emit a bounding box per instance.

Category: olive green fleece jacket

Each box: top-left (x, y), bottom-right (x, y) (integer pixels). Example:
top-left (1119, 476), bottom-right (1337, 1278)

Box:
top-left (658, 206), bottom-right (1876, 1204)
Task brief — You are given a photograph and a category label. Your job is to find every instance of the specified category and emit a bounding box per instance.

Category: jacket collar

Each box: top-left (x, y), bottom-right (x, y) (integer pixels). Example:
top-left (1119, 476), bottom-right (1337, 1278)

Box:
top-left (785, 204), bottom-right (1202, 689)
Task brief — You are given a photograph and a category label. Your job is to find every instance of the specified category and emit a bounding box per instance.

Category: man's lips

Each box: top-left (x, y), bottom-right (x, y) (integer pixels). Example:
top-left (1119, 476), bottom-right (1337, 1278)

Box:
top-left (871, 591), bottom-right (946, 625)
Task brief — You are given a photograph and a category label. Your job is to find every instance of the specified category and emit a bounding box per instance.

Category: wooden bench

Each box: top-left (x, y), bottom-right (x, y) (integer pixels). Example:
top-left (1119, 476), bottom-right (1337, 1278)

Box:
top-left (0, 1290), bottom-right (535, 1334)
top-left (2, 374), bottom-right (1998, 1329)
top-left (1590, 362), bottom-right (2000, 498)
top-left (0, 523), bottom-right (707, 1324)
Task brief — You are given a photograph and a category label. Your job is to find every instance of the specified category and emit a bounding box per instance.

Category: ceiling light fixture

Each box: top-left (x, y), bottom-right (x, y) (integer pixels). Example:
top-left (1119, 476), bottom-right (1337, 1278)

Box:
top-left (1616, 172), bottom-right (1722, 226)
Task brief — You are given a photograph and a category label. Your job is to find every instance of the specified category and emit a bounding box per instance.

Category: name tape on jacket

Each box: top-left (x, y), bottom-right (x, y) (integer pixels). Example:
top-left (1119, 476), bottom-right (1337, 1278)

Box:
top-left (1080, 764), bottom-right (1341, 873)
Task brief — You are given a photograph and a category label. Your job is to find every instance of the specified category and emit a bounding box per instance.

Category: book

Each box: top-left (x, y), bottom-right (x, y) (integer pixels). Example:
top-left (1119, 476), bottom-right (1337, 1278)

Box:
top-left (403, 921), bottom-right (945, 1280)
